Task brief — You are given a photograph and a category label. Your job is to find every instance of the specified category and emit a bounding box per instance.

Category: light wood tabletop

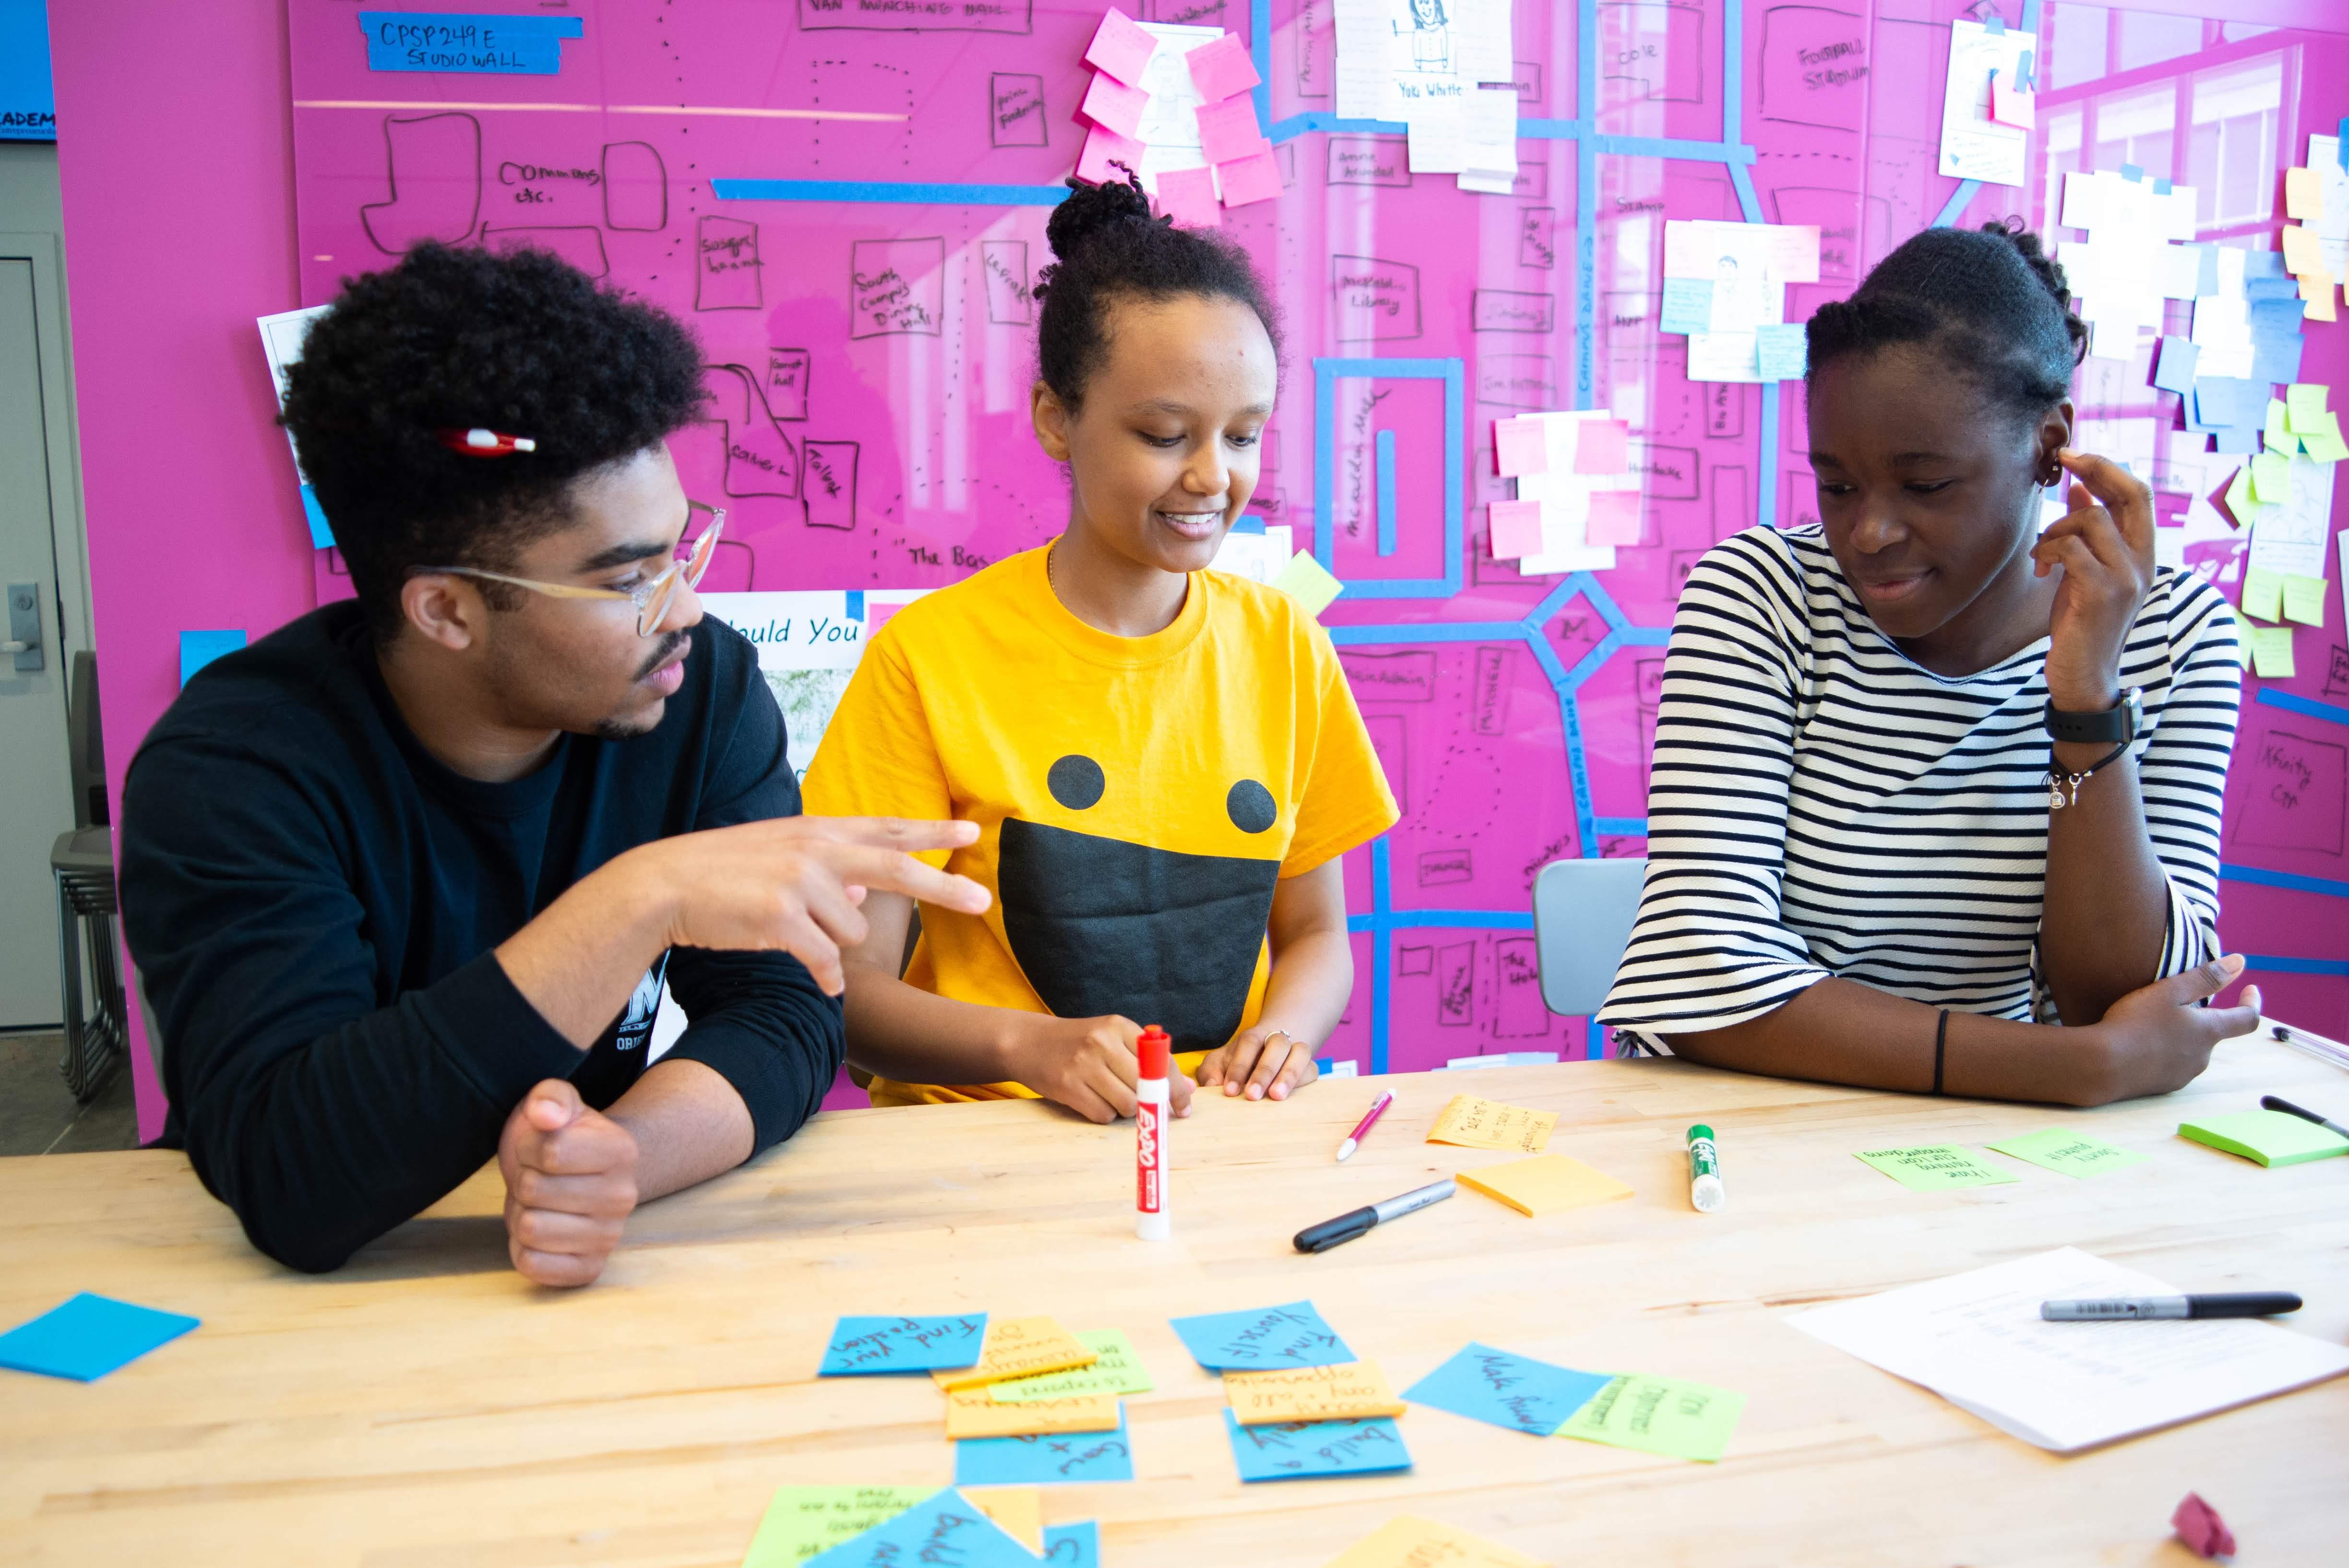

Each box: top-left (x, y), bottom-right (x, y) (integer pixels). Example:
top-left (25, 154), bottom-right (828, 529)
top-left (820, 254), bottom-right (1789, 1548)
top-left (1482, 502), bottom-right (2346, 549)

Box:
top-left (3, 1037), bottom-right (2345, 1568)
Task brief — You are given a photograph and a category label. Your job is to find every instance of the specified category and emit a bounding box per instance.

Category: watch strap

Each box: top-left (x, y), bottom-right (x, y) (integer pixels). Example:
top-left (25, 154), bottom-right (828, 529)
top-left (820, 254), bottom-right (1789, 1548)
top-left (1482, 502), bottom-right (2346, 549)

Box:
top-left (2044, 687), bottom-right (2140, 745)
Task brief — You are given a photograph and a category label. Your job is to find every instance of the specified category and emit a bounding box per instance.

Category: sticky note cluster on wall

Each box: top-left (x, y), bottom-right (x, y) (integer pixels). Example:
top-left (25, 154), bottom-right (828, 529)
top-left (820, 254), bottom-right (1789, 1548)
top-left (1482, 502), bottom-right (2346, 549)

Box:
top-left (2281, 131), bottom-right (2349, 321)
top-left (1333, 0), bottom-right (1518, 191)
top-left (1488, 409), bottom-right (1641, 571)
top-left (1657, 220), bottom-right (1819, 382)
top-left (1077, 10), bottom-right (1278, 221)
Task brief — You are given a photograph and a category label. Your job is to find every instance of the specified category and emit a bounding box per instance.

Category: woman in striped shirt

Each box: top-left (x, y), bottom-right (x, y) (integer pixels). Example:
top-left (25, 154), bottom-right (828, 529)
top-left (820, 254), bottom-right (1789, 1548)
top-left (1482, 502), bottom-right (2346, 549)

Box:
top-left (1598, 221), bottom-right (2262, 1105)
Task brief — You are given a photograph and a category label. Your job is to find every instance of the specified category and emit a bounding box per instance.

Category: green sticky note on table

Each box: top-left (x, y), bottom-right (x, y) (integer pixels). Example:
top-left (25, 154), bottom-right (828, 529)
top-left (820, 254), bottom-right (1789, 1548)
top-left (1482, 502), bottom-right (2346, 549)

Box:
top-left (2249, 450), bottom-right (2290, 503)
top-left (741, 1485), bottom-right (930, 1566)
top-left (2285, 382), bottom-right (2330, 432)
top-left (2179, 1109), bottom-right (2349, 1167)
top-left (2248, 624), bottom-right (2297, 678)
top-left (1854, 1144), bottom-right (2020, 1191)
top-left (2240, 564), bottom-right (2284, 622)
top-left (1555, 1373), bottom-right (1745, 1463)
top-left (1984, 1127), bottom-right (2149, 1178)
top-left (2282, 574), bottom-right (2330, 627)
top-left (989, 1329), bottom-right (1152, 1402)
top-left (1270, 550), bottom-right (1343, 618)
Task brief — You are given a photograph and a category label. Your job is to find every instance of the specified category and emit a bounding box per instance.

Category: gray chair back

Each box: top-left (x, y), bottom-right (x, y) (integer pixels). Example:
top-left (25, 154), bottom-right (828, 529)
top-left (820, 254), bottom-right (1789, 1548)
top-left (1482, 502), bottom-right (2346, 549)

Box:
top-left (68, 650), bottom-right (107, 829)
top-left (1530, 856), bottom-right (1648, 1015)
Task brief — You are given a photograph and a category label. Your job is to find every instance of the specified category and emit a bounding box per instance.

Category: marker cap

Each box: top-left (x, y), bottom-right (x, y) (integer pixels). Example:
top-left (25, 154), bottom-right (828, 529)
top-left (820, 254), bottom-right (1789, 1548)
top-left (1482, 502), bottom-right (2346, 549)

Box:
top-left (1137, 1025), bottom-right (1170, 1080)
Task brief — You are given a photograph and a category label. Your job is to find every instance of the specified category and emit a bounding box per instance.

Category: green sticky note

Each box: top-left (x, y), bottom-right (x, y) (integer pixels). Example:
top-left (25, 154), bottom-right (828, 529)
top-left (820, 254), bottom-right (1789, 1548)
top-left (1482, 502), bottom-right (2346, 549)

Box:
top-left (1984, 1127), bottom-right (2149, 1178)
top-left (1270, 550), bottom-right (1344, 618)
top-left (2223, 464), bottom-right (2262, 525)
top-left (2240, 565), bottom-right (2284, 622)
top-left (1555, 1373), bottom-right (1745, 1463)
top-left (2248, 624), bottom-right (2297, 678)
top-left (2303, 413), bottom-right (2349, 464)
top-left (2282, 573), bottom-right (2329, 627)
top-left (2285, 382), bottom-right (2330, 432)
top-left (2179, 1109), bottom-right (2349, 1167)
top-left (2249, 450), bottom-right (2290, 503)
top-left (741, 1485), bottom-right (930, 1567)
top-left (1853, 1144), bottom-right (2021, 1191)
top-left (2264, 397), bottom-right (2292, 446)
top-left (988, 1329), bottom-right (1153, 1402)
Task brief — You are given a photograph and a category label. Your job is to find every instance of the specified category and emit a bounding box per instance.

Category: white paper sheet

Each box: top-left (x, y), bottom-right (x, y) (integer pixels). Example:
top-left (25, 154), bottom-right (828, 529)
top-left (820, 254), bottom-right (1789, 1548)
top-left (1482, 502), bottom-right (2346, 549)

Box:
top-left (1786, 1248), bottom-right (2349, 1452)
top-left (1133, 22), bottom-right (1222, 181)
top-left (1937, 20), bottom-right (2032, 188)
top-left (2248, 455), bottom-right (2335, 578)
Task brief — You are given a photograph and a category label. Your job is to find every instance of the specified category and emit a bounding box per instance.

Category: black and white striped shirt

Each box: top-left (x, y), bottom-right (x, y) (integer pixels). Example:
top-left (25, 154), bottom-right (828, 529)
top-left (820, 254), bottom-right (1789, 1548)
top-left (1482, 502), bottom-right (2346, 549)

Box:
top-left (1598, 524), bottom-right (2242, 1043)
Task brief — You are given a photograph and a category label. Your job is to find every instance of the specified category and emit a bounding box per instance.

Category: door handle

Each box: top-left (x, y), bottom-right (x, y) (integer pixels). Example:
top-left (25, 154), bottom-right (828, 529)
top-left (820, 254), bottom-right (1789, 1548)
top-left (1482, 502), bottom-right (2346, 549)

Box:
top-left (7, 582), bottom-right (43, 672)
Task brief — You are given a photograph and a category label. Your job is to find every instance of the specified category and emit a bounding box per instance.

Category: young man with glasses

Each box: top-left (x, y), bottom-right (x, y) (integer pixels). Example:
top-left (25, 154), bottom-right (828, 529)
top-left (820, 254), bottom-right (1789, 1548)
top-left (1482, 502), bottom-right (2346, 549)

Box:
top-left (120, 243), bottom-right (987, 1285)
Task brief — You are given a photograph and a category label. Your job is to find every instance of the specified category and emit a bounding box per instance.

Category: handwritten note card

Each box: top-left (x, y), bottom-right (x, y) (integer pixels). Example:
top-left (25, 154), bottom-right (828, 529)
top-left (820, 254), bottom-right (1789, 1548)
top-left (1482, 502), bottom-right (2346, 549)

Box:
top-left (743, 1486), bottom-right (932, 1568)
top-left (930, 1316), bottom-right (1096, 1391)
top-left (1427, 1093), bottom-right (1557, 1153)
top-left (801, 1488), bottom-right (1039, 1568)
top-left (1852, 1145), bottom-right (2021, 1192)
top-left (1323, 1516), bottom-right (1547, 1568)
top-left (1223, 1410), bottom-right (1413, 1482)
top-left (989, 1329), bottom-right (1152, 1402)
top-left (1984, 1128), bottom-right (2149, 1179)
top-left (1170, 1301), bottom-right (1356, 1370)
top-left (817, 1315), bottom-right (985, 1376)
top-left (1042, 1521), bottom-right (1099, 1565)
top-left (1225, 1360), bottom-right (1406, 1425)
top-left (1402, 1343), bottom-right (1612, 1436)
top-left (954, 1405), bottom-right (1136, 1487)
top-left (944, 1387), bottom-right (1122, 1440)
top-left (1455, 1153), bottom-right (1633, 1215)
top-left (1555, 1374), bottom-right (1745, 1462)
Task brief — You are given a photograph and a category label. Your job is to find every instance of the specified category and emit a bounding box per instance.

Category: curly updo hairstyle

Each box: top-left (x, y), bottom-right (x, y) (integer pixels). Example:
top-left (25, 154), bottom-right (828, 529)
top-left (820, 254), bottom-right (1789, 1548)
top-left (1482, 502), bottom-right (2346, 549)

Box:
top-left (1804, 218), bottom-right (2088, 427)
top-left (1033, 169), bottom-right (1282, 409)
top-left (280, 241), bottom-right (706, 642)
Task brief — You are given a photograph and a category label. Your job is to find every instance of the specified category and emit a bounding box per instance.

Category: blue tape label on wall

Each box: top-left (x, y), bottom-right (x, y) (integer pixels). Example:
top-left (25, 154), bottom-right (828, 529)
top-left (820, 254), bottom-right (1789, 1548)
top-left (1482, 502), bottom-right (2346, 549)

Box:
top-left (180, 630), bottom-right (248, 688)
top-left (358, 12), bottom-right (582, 76)
top-left (0, 0), bottom-right (55, 142)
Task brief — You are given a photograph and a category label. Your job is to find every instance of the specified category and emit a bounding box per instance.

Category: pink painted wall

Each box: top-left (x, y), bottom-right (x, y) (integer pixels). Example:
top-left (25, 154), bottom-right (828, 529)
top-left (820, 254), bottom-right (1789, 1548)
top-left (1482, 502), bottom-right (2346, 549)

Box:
top-left (51, 1), bottom-right (317, 1141)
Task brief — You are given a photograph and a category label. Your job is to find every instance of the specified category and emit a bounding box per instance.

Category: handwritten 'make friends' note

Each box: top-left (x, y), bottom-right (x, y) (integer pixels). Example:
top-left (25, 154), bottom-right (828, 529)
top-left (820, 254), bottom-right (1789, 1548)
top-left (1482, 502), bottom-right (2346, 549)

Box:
top-left (1427, 1094), bottom-right (1558, 1154)
top-left (930, 1316), bottom-right (1097, 1391)
top-left (1169, 1301), bottom-right (1356, 1370)
top-left (1223, 1411), bottom-right (1413, 1482)
top-left (1401, 1343), bottom-right (1611, 1436)
top-left (1225, 1360), bottom-right (1406, 1425)
top-left (817, 1315), bottom-right (986, 1376)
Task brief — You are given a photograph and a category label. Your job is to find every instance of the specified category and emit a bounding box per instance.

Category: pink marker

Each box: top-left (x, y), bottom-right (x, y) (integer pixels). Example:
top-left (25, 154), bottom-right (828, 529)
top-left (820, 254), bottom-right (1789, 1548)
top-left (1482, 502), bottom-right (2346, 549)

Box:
top-left (1136, 1025), bottom-right (1172, 1241)
top-left (1335, 1090), bottom-right (1394, 1163)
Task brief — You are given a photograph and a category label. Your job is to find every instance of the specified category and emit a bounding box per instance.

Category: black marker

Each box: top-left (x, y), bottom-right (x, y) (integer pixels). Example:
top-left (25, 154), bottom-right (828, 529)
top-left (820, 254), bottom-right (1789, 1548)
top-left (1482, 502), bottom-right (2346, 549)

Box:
top-left (2260, 1094), bottom-right (2349, 1144)
top-left (2041, 1293), bottom-right (2302, 1320)
top-left (1293, 1178), bottom-right (1455, 1253)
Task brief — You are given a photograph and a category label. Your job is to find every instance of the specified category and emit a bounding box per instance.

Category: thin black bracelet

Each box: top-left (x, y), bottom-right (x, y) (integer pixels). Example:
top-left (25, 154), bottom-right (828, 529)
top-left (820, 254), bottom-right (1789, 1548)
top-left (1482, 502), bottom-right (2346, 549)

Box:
top-left (1932, 1009), bottom-right (1950, 1096)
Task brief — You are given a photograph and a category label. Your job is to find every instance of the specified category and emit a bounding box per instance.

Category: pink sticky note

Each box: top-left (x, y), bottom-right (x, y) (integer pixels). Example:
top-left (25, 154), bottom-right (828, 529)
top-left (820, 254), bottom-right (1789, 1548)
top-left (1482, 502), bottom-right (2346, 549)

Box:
top-left (1156, 166), bottom-right (1222, 229)
top-left (1573, 418), bottom-right (1631, 474)
top-left (1488, 499), bottom-right (1545, 558)
top-left (1184, 32), bottom-right (1262, 104)
top-left (2170, 1495), bottom-right (2235, 1560)
top-left (1586, 490), bottom-right (1643, 546)
top-left (1216, 148), bottom-right (1282, 209)
top-left (1991, 76), bottom-right (2034, 129)
top-left (1083, 8), bottom-right (1158, 87)
top-left (1493, 417), bottom-right (1547, 477)
top-left (1080, 71), bottom-right (1150, 140)
top-left (1077, 123), bottom-right (1147, 187)
top-left (1195, 97), bottom-right (1265, 166)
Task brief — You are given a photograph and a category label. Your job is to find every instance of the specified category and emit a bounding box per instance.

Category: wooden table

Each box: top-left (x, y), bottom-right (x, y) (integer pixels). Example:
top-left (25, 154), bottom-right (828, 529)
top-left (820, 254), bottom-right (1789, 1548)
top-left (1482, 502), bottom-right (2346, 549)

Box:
top-left (4, 1040), bottom-right (2346, 1568)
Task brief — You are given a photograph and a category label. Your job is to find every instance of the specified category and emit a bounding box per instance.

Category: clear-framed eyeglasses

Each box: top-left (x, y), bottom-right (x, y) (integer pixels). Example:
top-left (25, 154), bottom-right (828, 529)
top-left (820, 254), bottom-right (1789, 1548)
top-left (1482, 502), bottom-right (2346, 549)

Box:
top-left (415, 502), bottom-right (727, 637)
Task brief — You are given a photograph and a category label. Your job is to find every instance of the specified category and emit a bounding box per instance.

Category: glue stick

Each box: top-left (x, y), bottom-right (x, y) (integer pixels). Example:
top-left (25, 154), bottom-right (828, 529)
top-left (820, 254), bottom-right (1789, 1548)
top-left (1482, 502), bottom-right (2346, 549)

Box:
top-left (1136, 1025), bottom-right (1172, 1241)
top-left (1687, 1124), bottom-right (1725, 1213)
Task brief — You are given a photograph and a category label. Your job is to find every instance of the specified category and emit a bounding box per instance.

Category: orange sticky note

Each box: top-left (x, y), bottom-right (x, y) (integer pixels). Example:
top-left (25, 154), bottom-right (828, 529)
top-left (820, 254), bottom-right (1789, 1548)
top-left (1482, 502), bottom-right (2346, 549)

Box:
top-left (2304, 272), bottom-right (2338, 323)
top-left (1323, 1515), bottom-right (1548, 1568)
top-left (2285, 166), bottom-right (2324, 222)
top-left (1455, 1153), bottom-right (1634, 1216)
top-left (1428, 1093), bottom-right (1557, 1154)
top-left (931, 1315), bottom-right (1097, 1391)
top-left (962, 1489), bottom-right (1044, 1554)
top-left (2281, 224), bottom-right (2321, 276)
top-left (1225, 1360), bottom-right (1407, 1425)
top-left (943, 1386), bottom-right (1121, 1439)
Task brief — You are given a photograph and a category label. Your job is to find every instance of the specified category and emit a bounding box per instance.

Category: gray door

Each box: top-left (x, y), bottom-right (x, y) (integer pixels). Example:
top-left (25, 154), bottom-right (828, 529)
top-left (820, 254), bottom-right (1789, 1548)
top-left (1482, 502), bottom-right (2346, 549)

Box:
top-left (0, 255), bottom-right (73, 1026)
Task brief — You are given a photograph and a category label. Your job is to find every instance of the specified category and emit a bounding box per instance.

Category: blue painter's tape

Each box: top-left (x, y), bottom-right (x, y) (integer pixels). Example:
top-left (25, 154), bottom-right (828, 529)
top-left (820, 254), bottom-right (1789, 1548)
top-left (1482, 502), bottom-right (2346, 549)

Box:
top-left (712, 179), bottom-right (1069, 206)
top-left (359, 11), bottom-right (579, 75)
top-left (2256, 689), bottom-right (2349, 729)
top-left (1758, 381), bottom-right (1781, 532)
top-left (1269, 112), bottom-right (1408, 143)
top-left (1721, 0), bottom-right (1745, 144)
top-left (1386, 909), bottom-right (1536, 929)
top-left (2222, 864), bottom-right (2349, 899)
top-left (1328, 620), bottom-right (1527, 647)
top-left (1592, 135), bottom-right (1757, 166)
top-left (2120, 163), bottom-right (2143, 182)
top-left (2154, 176), bottom-right (2171, 195)
top-left (1592, 817), bottom-right (1649, 836)
top-left (180, 630), bottom-right (247, 688)
top-left (1311, 358), bottom-right (1463, 598)
top-left (1728, 162), bottom-right (1764, 224)
top-left (1931, 179), bottom-right (1982, 228)
top-left (1370, 837), bottom-right (1393, 1073)
top-left (1229, 513), bottom-right (1266, 535)
top-left (1251, 0), bottom-right (1272, 151)
top-left (845, 590), bottom-right (865, 622)
top-left (1519, 119), bottom-right (1582, 140)
top-left (1984, 12), bottom-right (2003, 33)
top-left (1374, 429), bottom-right (1398, 557)
top-left (2243, 955), bottom-right (2349, 975)
top-left (299, 484), bottom-right (335, 549)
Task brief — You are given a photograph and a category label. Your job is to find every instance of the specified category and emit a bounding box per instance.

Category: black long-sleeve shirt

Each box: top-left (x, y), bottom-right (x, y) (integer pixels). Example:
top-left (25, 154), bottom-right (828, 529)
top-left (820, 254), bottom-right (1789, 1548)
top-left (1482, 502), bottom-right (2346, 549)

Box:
top-left (121, 602), bottom-right (841, 1273)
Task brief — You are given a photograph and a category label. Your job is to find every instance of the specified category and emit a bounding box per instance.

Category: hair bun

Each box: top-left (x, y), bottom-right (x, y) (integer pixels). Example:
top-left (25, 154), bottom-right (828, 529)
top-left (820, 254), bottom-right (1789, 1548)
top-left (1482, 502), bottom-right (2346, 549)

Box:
top-left (1045, 171), bottom-right (1159, 265)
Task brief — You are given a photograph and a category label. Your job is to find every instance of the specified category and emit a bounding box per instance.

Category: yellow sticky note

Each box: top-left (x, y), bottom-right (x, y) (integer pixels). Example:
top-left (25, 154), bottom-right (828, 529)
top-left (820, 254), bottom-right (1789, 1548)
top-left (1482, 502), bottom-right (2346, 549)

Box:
top-left (931, 1316), bottom-right (1097, 1391)
top-left (2287, 384), bottom-right (2329, 431)
top-left (1322, 1516), bottom-right (1549, 1568)
top-left (961, 1489), bottom-right (1043, 1555)
top-left (2302, 413), bottom-right (2349, 464)
top-left (2264, 398), bottom-right (2293, 447)
top-left (943, 1386), bottom-right (1121, 1439)
top-left (741, 1486), bottom-right (934, 1568)
top-left (2308, 275), bottom-right (2339, 323)
top-left (1226, 1360), bottom-right (1407, 1425)
top-left (1270, 549), bottom-right (1344, 618)
top-left (2240, 564), bottom-right (2284, 622)
top-left (989, 1329), bottom-right (1152, 1402)
top-left (2222, 465), bottom-right (2259, 525)
top-left (2282, 223), bottom-right (2322, 276)
top-left (2282, 574), bottom-right (2329, 628)
top-left (2248, 624), bottom-right (2297, 678)
top-left (1456, 1153), bottom-right (1633, 1216)
top-left (2286, 166), bottom-right (2325, 221)
top-left (1428, 1093), bottom-right (1559, 1154)
top-left (2249, 451), bottom-right (2290, 504)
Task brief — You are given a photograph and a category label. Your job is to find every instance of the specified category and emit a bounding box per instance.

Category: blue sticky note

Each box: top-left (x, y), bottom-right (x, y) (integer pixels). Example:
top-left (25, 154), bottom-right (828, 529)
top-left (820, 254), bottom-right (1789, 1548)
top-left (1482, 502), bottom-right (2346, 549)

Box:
top-left (358, 11), bottom-right (582, 75)
top-left (1402, 1342), bottom-right (1614, 1436)
top-left (1983, 12), bottom-right (2003, 33)
top-left (179, 630), bottom-right (247, 688)
top-left (2244, 251), bottom-right (2287, 279)
top-left (2253, 335), bottom-right (2304, 387)
top-left (843, 589), bottom-right (865, 622)
top-left (1658, 277), bottom-right (1713, 334)
top-left (2246, 277), bottom-right (2301, 302)
top-left (2154, 176), bottom-right (2171, 195)
top-left (298, 483), bottom-right (336, 549)
top-left (2014, 48), bottom-right (2034, 90)
top-left (817, 1314), bottom-right (986, 1375)
top-left (2154, 340), bottom-right (2198, 397)
top-left (1223, 1410), bottom-right (1412, 1482)
top-left (0, 1293), bottom-right (199, 1381)
top-left (2213, 424), bottom-right (2260, 455)
top-left (2340, 117), bottom-right (2349, 172)
top-left (2120, 162), bottom-right (2142, 182)
top-left (956, 1405), bottom-right (1135, 1486)
top-left (2193, 376), bottom-right (2248, 429)
top-left (1169, 1300), bottom-right (1354, 1370)
top-left (1756, 322), bottom-right (1807, 380)
top-left (2195, 244), bottom-right (2220, 297)
top-left (1042, 1521), bottom-right (1100, 1566)
top-left (804, 1488), bottom-right (1038, 1568)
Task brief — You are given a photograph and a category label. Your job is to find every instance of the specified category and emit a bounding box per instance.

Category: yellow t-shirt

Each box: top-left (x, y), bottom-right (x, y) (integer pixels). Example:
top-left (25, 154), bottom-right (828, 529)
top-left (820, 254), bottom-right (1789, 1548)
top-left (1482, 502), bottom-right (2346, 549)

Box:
top-left (804, 545), bottom-right (1399, 1106)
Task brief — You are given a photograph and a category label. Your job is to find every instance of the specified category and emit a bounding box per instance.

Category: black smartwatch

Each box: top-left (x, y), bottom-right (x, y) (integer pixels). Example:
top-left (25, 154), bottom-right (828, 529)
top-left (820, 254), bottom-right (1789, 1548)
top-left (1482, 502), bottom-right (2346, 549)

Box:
top-left (2044, 686), bottom-right (2142, 745)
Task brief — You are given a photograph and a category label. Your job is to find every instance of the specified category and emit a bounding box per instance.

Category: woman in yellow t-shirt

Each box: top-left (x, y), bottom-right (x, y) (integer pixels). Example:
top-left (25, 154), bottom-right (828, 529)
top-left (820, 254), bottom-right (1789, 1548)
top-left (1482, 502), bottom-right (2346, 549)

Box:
top-left (804, 173), bottom-right (1398, 1119)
